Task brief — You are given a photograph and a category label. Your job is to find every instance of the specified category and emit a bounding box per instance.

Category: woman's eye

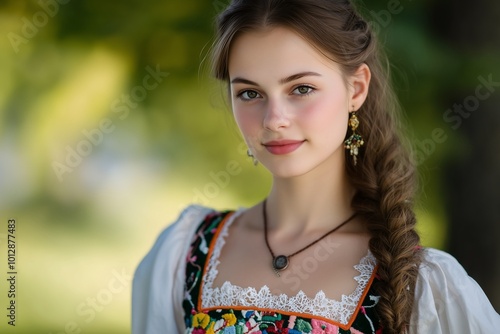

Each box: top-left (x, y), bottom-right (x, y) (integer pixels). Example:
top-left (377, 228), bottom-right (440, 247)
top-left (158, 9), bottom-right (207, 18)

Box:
top-left (238, 90), bottom-right (261, 100)
top-left (292, 86), bottom-right (314, 95)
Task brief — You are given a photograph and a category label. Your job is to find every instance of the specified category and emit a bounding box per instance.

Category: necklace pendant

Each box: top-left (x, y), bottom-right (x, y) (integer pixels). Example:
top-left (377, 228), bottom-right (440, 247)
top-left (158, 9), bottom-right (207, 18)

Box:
top-left (273, 255), bottom-right (289, 272)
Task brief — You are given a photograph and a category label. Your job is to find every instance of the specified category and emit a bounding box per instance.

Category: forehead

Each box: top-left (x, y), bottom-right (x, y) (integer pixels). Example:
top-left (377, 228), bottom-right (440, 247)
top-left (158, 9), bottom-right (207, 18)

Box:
top-left (228, 26), bottom-right (341, 80)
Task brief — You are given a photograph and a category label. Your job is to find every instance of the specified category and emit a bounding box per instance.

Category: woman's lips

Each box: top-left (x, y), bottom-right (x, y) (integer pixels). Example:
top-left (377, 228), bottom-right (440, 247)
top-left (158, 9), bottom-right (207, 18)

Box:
top-left (263, 140), bottom-right (305, 155)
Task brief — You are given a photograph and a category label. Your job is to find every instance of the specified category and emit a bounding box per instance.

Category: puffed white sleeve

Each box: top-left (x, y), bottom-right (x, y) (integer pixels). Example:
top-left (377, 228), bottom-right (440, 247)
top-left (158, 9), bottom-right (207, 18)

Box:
top-left (410, 248), bottom-right (500, 333)
top-left (132, 205), bottom-right (214, 334)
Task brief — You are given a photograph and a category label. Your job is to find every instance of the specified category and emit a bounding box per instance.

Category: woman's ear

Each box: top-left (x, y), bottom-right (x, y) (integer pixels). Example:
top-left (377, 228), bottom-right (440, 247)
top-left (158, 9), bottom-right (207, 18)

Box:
top-left (349, 63), bottom-right (371, 110)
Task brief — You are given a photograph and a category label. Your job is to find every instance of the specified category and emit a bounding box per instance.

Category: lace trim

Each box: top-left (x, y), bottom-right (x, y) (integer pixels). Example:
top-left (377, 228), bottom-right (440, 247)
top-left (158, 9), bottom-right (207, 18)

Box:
top-left (201, 209), bottom-right (377, 325)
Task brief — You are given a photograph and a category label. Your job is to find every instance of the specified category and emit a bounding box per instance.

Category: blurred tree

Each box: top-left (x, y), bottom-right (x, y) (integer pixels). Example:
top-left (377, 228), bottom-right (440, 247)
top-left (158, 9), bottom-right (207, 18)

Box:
top-left (0, 1), bottom-right (498, 331)
top-left (429, 0), bottom-right (500, 310)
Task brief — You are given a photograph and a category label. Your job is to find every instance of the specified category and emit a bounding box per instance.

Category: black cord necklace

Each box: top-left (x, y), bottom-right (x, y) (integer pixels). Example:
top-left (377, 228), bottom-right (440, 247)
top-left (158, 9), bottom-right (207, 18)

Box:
top-left (262, 199), bottom-right (358, 276)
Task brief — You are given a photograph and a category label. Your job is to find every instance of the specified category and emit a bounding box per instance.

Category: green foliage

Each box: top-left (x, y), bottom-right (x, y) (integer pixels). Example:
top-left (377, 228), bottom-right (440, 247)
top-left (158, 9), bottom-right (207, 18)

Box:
top-left (1, 0), bottom-right (498, 330)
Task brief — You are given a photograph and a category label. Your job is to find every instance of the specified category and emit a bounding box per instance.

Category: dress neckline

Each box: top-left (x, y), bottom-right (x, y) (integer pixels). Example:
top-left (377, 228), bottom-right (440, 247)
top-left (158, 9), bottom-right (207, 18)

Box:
top-left (200, 208), bottom-right (379, 326)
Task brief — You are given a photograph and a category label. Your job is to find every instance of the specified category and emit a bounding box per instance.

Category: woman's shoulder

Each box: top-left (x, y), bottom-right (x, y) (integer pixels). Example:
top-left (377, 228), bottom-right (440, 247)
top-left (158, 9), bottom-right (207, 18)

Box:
top-left (131, 204), bottom-right (235, 333)
top-left (418, 247), bottom-right (467, 279)
top-left (415, 247), bottom-right (492, 304)
top-left (134, 205), bottom-right (215, 271)
top-left (169, 204), bottom-right (220, 231)
top-left (157, 204), bottom-right (224, 237)
top-left (410, 247), bottom-right (500, 333)
top-left (144, 204), bottom-right (240, 253)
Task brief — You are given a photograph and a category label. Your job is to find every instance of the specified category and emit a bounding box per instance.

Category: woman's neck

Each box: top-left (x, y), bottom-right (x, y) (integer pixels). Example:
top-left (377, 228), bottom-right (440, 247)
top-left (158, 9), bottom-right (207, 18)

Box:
top-left (265, 164), bottom-right (356, 235)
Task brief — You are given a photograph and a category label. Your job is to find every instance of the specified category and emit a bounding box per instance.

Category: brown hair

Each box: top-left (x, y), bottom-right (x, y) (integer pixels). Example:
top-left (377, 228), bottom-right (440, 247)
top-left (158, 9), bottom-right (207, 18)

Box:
top-left (211, 0), bottom-right (422, 332)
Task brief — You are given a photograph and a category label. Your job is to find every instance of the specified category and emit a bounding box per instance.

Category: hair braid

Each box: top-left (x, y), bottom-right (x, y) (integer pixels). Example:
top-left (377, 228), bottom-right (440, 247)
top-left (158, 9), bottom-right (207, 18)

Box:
top-left (211, 1), bottom-right (424, 332)
top-left (347, 67), bottom-right (423, 332)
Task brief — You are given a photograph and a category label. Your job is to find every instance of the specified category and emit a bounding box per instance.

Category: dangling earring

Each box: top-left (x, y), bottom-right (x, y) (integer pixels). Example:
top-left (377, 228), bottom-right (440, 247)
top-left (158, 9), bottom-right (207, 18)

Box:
top-left (344, 107), bottom-right (364, 166)
top-left (247, 149), bottom-right (259, 166)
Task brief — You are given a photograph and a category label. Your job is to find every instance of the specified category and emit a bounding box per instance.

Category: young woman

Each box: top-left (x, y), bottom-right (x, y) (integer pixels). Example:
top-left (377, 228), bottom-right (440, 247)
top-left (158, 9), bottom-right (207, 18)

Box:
top-left (132, 0), bottom-right (500, 333)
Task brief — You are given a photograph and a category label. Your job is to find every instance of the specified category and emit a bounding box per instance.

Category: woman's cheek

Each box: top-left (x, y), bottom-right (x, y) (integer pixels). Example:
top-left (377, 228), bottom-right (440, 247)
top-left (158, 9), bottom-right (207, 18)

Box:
top-left (294, 97), bottom-right (334, 125)
top-left (234, 107), bottom-right (260, 138)
top-left (296, 97), bottom-right (349, 141)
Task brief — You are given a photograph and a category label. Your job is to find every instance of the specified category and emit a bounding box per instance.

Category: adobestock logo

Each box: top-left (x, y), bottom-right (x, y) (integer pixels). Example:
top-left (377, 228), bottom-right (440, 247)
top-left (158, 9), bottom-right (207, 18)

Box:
top-left (192, 161), bottom-right (243, 205)
top-left (412, 73), bottom-right (499, 166)
top-left (7, 0), bottom-right (72, 54)
top-left (280, 235), bottom-right (341, 292)
top-left (51, 65), bottom-right (169, 182)
top-left (212, 0), bottom-right (228, 13)
top-left (368, 0), bottom-right (411, 33)
top-left (191, 142), bottom-right (254, 205)
top-left (47, 268), bottom-right (132, 334)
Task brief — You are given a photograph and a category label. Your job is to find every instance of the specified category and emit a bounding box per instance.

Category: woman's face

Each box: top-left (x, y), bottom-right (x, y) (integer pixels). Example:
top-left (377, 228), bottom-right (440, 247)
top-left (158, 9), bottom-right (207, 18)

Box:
top-left (228, 27), bottom-right (368, 179)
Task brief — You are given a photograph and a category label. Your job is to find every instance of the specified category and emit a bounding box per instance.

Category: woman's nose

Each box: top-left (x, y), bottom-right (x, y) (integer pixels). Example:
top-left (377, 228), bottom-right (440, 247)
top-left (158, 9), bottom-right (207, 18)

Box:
top-left (262, 98), bottom-right (291, 131)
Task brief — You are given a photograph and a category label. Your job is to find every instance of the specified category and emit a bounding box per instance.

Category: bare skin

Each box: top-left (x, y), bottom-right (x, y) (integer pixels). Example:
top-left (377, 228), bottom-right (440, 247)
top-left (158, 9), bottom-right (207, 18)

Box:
top-left (213, 204), bottom-right (371, 300)
top-left (213, 26), bottom-right (372, 302)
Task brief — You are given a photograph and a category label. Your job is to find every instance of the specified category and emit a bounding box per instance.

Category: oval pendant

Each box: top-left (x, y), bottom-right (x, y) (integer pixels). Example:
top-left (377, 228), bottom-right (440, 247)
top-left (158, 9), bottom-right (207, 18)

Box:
top-left (273, 255), bottom-right (289, 271)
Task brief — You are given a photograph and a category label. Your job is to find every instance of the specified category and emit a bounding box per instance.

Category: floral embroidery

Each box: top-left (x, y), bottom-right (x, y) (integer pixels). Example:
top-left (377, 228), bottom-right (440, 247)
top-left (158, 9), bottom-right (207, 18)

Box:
top-left (222, 313), bottom-right (237, 326)
top-left (311, 319), bottom-right (339, 334)
top-left (295, 319), bottom-right (312, 332)
top-left (193, 312), bottom-right (211, 328)
top-left (183, 211), bottom-right (383, 334)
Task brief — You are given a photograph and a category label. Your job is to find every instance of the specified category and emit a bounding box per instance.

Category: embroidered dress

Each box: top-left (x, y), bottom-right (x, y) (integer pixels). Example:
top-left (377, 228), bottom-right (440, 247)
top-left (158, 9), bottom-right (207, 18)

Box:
top-left (132, 205), bottom-right (500, 333)
top-left (183, 210), bottom-right (383, 334)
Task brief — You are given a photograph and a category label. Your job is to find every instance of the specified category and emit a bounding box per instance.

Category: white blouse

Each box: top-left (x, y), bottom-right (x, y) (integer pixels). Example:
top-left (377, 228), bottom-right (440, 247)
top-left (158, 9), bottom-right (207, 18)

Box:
top-left (132, 205), bottom-right (500, 334)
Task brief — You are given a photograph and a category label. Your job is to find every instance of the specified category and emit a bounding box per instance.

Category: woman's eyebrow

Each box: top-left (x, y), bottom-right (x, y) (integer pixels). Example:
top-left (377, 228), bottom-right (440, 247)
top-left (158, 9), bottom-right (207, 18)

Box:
top-left (279, 71), bottom-right (321, 84)
top-left (231, 77), bottom-right (258, 85)
top-left (230, 71), bottom-right (322, 86)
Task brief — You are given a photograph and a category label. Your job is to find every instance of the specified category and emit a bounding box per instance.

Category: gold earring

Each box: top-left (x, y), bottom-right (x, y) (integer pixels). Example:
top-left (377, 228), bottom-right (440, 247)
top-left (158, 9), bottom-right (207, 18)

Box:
top-left (344, 108), bottom-right (364, 166)
top-left (247, 149), bottom-right (259, 166)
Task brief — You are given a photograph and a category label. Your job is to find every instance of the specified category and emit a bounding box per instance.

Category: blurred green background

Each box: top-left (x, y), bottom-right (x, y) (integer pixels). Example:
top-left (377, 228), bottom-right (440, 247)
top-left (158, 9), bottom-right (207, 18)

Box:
top-left (0, 0), bottom-right (499, 332)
